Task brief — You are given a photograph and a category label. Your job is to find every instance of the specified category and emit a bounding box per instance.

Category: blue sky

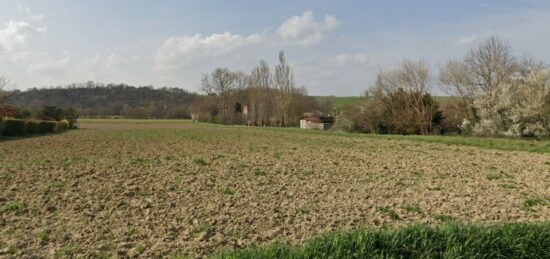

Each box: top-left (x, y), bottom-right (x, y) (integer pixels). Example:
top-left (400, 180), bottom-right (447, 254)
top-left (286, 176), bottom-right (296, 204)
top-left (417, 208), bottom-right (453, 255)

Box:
top-left (1, 0), bottom-right (550, 95)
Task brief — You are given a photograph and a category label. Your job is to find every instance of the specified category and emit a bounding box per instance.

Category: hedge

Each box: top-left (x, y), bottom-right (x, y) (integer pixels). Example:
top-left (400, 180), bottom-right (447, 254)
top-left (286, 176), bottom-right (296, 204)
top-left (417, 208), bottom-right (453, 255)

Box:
top-left (0, 118), bottom-right (72, 137)
top-left (0, 119), bottom-right (27, 136)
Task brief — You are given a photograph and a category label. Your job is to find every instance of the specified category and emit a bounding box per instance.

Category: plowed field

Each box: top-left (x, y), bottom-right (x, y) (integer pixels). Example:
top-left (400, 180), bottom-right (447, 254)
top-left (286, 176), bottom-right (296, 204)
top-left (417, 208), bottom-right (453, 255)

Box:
top-left (1, 119), bottom-right (548, 257)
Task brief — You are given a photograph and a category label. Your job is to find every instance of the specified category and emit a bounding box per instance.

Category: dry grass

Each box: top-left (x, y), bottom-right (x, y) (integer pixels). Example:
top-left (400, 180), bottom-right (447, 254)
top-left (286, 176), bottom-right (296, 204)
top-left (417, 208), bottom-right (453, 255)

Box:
top-left (0, 119), bottom-right (548, 257)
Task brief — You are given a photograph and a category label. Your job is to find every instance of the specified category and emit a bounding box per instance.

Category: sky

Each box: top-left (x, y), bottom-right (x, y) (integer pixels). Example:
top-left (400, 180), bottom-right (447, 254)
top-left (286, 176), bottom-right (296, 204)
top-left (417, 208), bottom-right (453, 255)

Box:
top-left (1, 0), bottom-right (550, 96)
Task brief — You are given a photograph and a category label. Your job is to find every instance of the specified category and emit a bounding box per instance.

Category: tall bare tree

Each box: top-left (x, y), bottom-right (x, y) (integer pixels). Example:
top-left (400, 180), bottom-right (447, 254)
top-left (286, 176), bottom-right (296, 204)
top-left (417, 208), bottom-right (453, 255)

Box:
top-left (274, 51), bottom-right (295, 126)
top-left (250, 60), bottom-right (272, 125)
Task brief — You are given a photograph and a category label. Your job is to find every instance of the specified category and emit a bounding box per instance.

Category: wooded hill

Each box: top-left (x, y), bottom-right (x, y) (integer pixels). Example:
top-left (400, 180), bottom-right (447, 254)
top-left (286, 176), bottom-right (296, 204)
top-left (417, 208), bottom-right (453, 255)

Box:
top-left (7, 82), bottom-right (197, 119)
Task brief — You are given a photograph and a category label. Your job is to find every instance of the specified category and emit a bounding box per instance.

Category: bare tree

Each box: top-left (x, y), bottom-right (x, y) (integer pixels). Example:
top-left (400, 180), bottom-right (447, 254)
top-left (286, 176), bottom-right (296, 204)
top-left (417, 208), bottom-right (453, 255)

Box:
top-left (439, 59), bottom-right (477, 122)
top-left (201, 68), bottom-right (237, 119)
top-left (274, 50), bottom-right (295, 126)
top-left (373, 60), bottom-right (437, 134)
top-left (0, 77), bottom-right (11, 107)
top-left (440, 36), bottom-right (517, 123)
top-left (250, 60), bottom-right (272, 125)
top-left (466, 36), bottom-right (517, 92)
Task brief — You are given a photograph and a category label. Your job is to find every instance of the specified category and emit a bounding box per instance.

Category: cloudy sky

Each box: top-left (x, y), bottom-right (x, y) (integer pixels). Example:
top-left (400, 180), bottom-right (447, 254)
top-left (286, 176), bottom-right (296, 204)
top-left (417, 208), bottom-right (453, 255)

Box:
top-left (1, 0), bottom-right (550, 96)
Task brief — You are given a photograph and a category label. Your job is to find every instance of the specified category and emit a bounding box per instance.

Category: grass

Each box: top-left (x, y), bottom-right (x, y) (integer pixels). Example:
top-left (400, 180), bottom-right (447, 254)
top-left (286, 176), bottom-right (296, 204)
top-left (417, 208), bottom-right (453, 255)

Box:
top-left (0, 202), bottom-right (25, 214)
top-left (193, 157), bottom-right (208, 166)
top-left (215, 223), bottom-right (550, 258)
top-left (522, 197), bottom-right (548, 210)
top-left (54, 244), bottom-right (74, 258)
top-left (219, 187), bottom-right (234, 196)
top-left (486, 174), bottom-right (502, 180)
top-left (377, 207), bottom-right (400, 220)
top-left (363, 134), bottom-right (550, 154)
top-left (36, 230), bottom-right (50, 244)
top-left (256, 122), bottom-right (550, 154)
top-left (434, 214), bottom-right (457, 223)
top-left (314, 96), bottom-right (366, 109)
top-left (401, 204), bottom-right (422, 213)
top-left (83, 118), bottom-right (550, 154)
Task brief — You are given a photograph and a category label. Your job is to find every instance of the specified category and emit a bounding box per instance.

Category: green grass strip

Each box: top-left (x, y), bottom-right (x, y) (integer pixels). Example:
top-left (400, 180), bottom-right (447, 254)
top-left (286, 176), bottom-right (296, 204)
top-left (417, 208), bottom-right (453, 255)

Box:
top-left (215, 223), bottom-right (550, 259)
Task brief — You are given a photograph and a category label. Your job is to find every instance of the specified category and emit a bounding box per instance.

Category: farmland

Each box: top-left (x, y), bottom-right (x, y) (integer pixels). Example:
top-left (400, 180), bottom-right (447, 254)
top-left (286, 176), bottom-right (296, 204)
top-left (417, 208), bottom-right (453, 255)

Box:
top-left (1, 119), bottom-right (549, 257)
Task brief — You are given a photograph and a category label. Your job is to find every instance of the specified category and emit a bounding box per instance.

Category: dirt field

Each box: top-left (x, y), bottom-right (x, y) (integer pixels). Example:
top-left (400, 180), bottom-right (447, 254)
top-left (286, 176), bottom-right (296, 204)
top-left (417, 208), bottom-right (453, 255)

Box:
top-left (1, 119), bottom-right (549, 257)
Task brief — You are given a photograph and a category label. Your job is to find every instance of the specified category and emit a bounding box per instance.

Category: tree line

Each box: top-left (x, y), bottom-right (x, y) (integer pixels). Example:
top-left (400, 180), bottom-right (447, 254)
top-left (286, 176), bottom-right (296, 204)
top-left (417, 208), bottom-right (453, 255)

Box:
top-left (337, 36), bottom-right (550, 137)
top-left (191, 51), bottom-right (331, 126)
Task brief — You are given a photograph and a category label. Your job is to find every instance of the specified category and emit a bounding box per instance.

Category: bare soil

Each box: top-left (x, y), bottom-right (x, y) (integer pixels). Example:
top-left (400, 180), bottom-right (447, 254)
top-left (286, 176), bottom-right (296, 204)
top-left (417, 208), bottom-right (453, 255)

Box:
top-left (1, 120), bottom-right (548, 257)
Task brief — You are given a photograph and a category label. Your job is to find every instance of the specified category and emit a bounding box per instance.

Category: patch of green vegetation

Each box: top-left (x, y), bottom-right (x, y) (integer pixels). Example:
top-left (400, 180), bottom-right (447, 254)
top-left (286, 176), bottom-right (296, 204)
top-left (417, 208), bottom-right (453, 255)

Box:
top-left (59, 156), bottom-right (86, 168)
top-left (523, 198), bottom-right (548, 210)
top-left (254, 169), bottom-right (266, 176)
top-left (363, 134), bottom-right (550, 154)
top-left (125, 228), bottom-right (138, 236)
top-left (395, 180), bottom-right (407, 187)
top-left (499, 183), bottom-right (517, 189)
top-left (377, 207), bottom-right (400, 220)
top-left (135, 245), bottom-right (146, 254)
top-left (192, 223), bottom-right (213, 238)
top-left (47, 182), bottom-right (64, 190)
top-left (411, 171), bottom-right (422, 177)
top-left (314, 96), bottom-right (366, 109)
top-left (428, 186), bottom-right (442, 191)
top-left (130, 157), bottom-right (147, 165)
top-left (401, 204), bottom-right (422, 213)
top-left (273, 152), bottom-right (282, 159)
top-left (36, 230), bottom-right (50, 244)
top-left (1, 202), bottom-right (25, 214)
top-left (32, 158), bottom-right (51, 167)
top-left (170, 253), bottom-right (188, 259)
top-left (219, 187), bottom-right (234, 196)
top-left (193, 157), bottom-right (208, 166)
top-left (138, 190), bottom-right (150, 197)
top-left (215, 223), bottom-right (550, 259)
top-left (486, 174), bottom-right (502, 181)
top-left (295, 207), bottom-right (311, 214)
top-left (54, 244), bottom-right (74, 258)
top-left (434, 214), bottom-right (457, 223)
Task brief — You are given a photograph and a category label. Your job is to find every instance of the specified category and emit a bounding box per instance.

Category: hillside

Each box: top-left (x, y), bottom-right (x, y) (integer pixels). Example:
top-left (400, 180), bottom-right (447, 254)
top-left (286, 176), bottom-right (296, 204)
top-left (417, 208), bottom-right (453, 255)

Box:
top-left (7, 83), bottom-right (197, 118)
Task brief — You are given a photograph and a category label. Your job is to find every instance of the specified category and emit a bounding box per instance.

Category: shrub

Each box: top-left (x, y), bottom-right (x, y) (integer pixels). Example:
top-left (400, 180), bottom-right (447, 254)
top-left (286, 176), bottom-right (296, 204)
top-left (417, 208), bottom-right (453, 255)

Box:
top-left (62, 108), bottom-right (79, 128)
top-left (42, 121), bottom-right (57, 133)
top-left (439, 101), bottom-right (467, 135)
top-left (39, 106), bottom-right (64, 121)
top-left (55, 120), bottom-right (70, 131)
top-left (0, 119), bottom-right (26, 136)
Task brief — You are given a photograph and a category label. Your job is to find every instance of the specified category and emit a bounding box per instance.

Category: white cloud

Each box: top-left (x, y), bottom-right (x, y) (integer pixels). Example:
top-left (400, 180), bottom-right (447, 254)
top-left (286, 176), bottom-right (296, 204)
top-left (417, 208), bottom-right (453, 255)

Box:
top-left (80, 53), bottom-right (125, 79)
top-left (331, 53), bottom-right (369, 66)
top-left (0, 4), bottom-right (47, 56)
top-left (154, 31), bottom-right (263, 70)
top-left (28, 56), bottom-right (71, 74)
top-left (457, 35), bottom-right (477, 45)
top-left (0, 20), bottom-right (46, 53)
top-left (277, 11), bottom-right (340, 47)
